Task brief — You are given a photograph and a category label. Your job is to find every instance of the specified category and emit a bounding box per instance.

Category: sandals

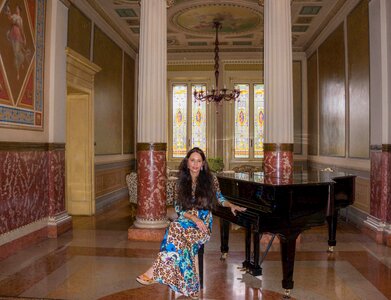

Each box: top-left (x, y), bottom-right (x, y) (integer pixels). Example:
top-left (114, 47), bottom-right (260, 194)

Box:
top-left (189, 293), bottom-right (199, 299)
top-left (136, 274), bottom-right (156, 286)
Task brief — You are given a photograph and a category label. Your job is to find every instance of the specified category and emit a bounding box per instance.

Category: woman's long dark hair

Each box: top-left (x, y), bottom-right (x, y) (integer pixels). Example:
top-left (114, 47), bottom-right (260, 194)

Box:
top-left (176, 147), bottom-right (216, 210)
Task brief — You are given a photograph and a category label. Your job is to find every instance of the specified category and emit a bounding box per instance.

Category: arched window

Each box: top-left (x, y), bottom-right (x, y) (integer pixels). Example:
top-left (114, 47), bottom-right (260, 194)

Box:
top-left (170, 83), bottom-right (207, 159)
top-left (233, 83), bottom-right (265, 159)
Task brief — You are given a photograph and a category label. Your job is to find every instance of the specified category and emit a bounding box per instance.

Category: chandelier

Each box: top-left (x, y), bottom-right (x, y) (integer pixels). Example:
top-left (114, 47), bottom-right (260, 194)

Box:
top-left (193, 21), bottom-right (241, 104)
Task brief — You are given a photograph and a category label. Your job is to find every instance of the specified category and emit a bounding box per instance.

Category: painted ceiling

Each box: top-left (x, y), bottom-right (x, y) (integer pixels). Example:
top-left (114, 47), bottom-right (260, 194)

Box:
top-left (93, 0), bottom-right (347, 53)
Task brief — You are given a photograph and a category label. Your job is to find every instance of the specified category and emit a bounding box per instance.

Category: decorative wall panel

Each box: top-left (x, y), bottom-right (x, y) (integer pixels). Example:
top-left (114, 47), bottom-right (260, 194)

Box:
top-left (93, 26), bottom-right (122, 155)
top-left (293, 61), bottom-right (302, 155)
top-left (0, 0), bottom-right (45, 129)
top-left (318, 24), bottom-right (346, 157)
top-left (95, 165), bottom-right (131, 198)
top-left (123, 53), bottom-right (135, 154)
top-left (307, 52), bottom-right (318, 155)
top-left (347, 0), bottom-right (370, 159)
top-left (67, 4), bottom-right (92, 60)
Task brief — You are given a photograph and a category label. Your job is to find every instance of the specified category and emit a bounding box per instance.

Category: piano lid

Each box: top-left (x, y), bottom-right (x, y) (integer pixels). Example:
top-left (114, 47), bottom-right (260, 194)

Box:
top-left (216, 170), bottom-right (354, 186)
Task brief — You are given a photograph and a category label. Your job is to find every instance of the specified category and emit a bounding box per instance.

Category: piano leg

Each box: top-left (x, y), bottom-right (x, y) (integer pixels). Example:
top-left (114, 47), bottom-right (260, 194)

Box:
top-left (327, 212), bottom-right (337, 252)
top-left (220, 218), bottom-right (230, 260)
top-left (279, 232), bottom-right (299, 293)
top-left (249, 231), bottom-right (262, 276)
top-left (243, 227), bottom-right (251, 270)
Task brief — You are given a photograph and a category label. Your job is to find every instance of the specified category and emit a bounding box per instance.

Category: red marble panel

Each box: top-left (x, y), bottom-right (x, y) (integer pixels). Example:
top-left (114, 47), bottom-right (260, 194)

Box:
top-left (263, 150), bottom-right (293, 183)
top-left (136, 149), bottom-right (167, 221)
top-left (0, 226), bottom-right (47, 260)
top-left (0, 151), bottom-right (49, 234)
top-left (381, 151), bottom-right (391, 222)
top-left (47, 149), bottom-right (65, 216)
top-left (370, 150), bottom-right (382, 218)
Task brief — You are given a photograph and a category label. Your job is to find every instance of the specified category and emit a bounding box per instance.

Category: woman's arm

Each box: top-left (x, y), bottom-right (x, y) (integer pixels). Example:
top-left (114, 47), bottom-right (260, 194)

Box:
top-left (212, 175), bottom-right (246, 216)
top-left (183, 211), bottom-right (208, 233)
top-left (221, 199), bottom-right (247, 216)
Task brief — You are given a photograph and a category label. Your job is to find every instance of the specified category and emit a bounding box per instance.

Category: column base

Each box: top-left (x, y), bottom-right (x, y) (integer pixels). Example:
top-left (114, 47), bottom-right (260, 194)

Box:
top-left (363, 215), bottom-right (391, 246)
top-left (133, 217), bottom-right (169, 229)
top-left (47, 212), bottom-right (72, 238)
top-left (128, 226), bottom-right (166, 242)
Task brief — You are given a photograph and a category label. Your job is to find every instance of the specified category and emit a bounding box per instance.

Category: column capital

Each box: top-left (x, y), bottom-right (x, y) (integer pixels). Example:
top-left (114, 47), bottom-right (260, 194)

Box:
top-left (138, 0), bottom-right (175, 8)
top-left (167, 0), bottom-right (175, 8)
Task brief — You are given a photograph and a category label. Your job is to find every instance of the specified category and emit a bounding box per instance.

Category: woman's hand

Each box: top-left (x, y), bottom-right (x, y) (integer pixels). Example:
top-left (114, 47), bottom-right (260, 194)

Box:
top-left (229, 203), bottom-right (247, 216)
top-left (193, 216), bottom-right (208, 233)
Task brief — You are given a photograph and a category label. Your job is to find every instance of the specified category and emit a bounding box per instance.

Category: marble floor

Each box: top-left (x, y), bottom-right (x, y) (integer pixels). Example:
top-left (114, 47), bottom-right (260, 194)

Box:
top-left (0, 198), bottom-right (390, 300)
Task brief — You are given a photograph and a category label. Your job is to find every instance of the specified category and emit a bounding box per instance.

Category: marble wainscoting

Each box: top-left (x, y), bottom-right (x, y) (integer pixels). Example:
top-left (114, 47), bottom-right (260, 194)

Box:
top-left (364, 145), bottom-right (391, 247)
top-left (0, 142), bottom-right (71, 260)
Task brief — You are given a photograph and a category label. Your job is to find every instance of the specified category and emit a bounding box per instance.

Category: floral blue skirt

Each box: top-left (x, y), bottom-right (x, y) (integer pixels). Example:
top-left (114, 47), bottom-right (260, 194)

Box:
top-left (152, 209), bottom-right (212, 297)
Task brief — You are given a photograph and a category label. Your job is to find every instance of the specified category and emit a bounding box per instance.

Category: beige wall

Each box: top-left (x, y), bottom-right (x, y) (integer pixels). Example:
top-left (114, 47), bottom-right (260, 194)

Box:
top-left (67, 3), bottom-right (137, 157)
top-left (67, 2), bottom-right (137, 209)
top-left (308, 0), bottom-right (370, 161)
top-left (67, 5), bottom-right (91, 60)
top-left (93, 26), bottom-right (123, 155)
top-left (347, 0), bottom-right (370, 158)
top-left (306, 0), bottom-right (371, 212)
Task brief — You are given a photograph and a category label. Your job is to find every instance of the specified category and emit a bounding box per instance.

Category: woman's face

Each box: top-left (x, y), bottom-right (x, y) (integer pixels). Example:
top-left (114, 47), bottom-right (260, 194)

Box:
top-left (187, 152), bottom-right (203, 178)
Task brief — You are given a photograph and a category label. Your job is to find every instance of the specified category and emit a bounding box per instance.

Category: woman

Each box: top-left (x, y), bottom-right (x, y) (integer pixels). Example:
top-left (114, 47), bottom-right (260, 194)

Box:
top-left (5, 5), bottom-right (27, 81)
top-left (136, 147), bottom-right (246, 299)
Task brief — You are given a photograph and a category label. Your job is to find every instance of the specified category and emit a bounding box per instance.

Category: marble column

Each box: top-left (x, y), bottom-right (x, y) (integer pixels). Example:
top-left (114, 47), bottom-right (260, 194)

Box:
top-left (263, 0), bottom-right (294, 181)
top-left (365, 0), bottom-right (391, 246)
top-left (130, 0), bottom-right (169, 235)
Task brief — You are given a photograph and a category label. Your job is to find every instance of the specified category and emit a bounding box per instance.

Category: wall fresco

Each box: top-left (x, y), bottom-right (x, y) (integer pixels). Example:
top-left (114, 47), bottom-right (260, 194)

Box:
top-left (0, 0), bottom-right (45, 129)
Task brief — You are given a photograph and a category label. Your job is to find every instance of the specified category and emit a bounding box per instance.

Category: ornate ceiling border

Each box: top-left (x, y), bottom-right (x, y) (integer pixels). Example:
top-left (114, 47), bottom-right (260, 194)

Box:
top-left (83, 0), bottom-right (137, 52)
top-left (168, 47), bottom-right (263, 53)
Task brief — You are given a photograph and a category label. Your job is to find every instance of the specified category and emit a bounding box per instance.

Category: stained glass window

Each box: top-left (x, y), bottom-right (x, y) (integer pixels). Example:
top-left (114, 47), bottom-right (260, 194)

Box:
top-left (172, 85), bottom-right (187, 158)
top-left (254, 84), bottom-right (265, 158)
top-left (234, 84), bottom-right (250, 158)
top-left (191, 84), bottom-right (207, 152)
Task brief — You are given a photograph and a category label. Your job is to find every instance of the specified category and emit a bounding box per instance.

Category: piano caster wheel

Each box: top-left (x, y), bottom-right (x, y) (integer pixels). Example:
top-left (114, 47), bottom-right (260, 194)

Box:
top-left (327, 246), bottom-right (334, 253)
top-left (283, 289), bottom-right (291, 299)
top-left (220, 253), bottom-right (228, 261)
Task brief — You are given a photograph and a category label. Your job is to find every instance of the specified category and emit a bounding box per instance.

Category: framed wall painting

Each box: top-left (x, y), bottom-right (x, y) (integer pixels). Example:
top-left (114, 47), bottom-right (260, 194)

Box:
top-left (0, 0), bottom-right (45, 130)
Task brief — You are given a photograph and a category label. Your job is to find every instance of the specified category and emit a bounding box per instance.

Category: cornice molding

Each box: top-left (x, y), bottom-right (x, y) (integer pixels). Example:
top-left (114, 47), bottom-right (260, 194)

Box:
top-left (168, 64), bottom-right (214, 72)
top-left (69, 0), bottom-right (137, 56)
top-left (168, 59), bottom-right (263, 64)
top-left (59, 0), bottom-right (71, 8)
top-left (168, 47), bottom-right (263, 54)
top-left (84, 0), bottom-right (137, 52)
top-left (306, 0), bottom-right (362, 56)
top-left (168, 60), bottom-right (214, 65)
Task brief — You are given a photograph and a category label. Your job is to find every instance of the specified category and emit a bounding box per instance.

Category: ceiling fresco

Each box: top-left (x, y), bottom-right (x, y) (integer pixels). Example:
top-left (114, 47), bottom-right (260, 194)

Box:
top-left (93, 0), bottom-right (347, 53)
top-left (173, 4), bottom-right (262, 34)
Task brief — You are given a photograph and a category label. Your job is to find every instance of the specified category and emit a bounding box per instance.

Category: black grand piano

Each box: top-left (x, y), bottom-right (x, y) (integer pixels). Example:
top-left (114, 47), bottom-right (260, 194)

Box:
top-left (212, 170), bottom-right (355, 297)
